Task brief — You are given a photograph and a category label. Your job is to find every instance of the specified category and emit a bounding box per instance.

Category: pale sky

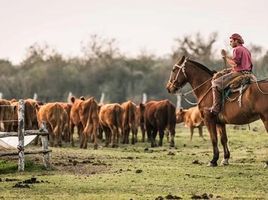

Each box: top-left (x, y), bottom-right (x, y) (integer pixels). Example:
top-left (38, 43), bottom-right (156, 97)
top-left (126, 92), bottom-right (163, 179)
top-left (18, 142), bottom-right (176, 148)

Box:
top-left (0, 0), bottom-right (267, 64)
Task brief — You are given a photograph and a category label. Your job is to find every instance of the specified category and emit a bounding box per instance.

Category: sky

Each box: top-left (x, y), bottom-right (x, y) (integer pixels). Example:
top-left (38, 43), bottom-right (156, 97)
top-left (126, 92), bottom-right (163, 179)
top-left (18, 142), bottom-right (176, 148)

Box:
top-left (0, 0), bottom-right (267, 64)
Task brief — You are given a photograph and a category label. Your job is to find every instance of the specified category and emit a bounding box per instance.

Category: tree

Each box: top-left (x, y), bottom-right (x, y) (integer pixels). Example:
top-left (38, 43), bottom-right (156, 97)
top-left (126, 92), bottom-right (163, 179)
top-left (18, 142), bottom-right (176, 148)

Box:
top-left (172, 32), bottom-right (218, 65)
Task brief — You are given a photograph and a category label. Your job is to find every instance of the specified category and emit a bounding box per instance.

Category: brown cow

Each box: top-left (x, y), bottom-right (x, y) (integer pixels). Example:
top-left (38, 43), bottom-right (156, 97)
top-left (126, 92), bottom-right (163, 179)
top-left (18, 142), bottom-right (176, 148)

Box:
top-left (70, 96), bottom-right (99, 149)
top-left (36, 103), bottom-right (68, 147)
top-left (99, 103), bottom-right (123, 147)
top-left (69, 96), bottom-right (85, 146)
top-left (58, 102), bottom-right (72, 143)
top-left (176, 106), bottom-right (205, 141)
top-left (11, 99), bottom-right (39, 132)
top-left (121, 101), bottom-right (139, 144)
top-left (135, 104), bottom-right (146, 142)
top-left (24, 98), bottom-right (40, 130)
top-left (79, 97), bottom-right (99, 149)
top-left (0, 99), bottom-right (14, 131)
top-left (140, 100), bottom-right (176, 147)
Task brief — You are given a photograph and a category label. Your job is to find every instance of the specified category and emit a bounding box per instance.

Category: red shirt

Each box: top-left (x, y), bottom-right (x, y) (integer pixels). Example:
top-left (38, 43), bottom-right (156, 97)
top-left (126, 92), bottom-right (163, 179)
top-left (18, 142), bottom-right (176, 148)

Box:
top-left (232, 45), bottom-right (253, 72)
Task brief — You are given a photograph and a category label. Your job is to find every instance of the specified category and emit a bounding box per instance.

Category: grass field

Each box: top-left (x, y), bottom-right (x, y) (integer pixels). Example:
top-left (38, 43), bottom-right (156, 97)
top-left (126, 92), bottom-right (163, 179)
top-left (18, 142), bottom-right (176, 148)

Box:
top-left (0, 121), bottom-right (268, 200)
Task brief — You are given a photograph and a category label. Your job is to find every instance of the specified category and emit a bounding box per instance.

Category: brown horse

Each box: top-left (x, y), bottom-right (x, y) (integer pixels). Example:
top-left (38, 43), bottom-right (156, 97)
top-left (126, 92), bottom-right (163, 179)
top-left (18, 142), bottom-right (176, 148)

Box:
top-left (166, 56), bottom-right (268, 166)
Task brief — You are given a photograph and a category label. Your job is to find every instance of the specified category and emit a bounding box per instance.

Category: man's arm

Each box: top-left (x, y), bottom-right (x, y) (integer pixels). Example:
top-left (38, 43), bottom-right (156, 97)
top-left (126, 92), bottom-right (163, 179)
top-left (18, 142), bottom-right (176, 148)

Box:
top-left (221, 49), bottom-right (237, 69)
top-left (225, 56), bottom-right (237, 68)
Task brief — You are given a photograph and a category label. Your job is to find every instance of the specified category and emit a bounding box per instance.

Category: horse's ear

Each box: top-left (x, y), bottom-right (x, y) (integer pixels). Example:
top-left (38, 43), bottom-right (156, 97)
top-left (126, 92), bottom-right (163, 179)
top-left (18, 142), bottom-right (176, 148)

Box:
top-left (178, 56), bottom-right (186, 65)
top-left (80, 96), bottom-right (85, 101)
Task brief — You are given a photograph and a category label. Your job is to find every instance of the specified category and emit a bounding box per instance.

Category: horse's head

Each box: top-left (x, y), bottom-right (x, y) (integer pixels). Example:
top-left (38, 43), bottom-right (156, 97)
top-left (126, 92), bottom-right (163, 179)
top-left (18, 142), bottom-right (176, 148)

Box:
top-left (166, 56), bottom-right (188, 94)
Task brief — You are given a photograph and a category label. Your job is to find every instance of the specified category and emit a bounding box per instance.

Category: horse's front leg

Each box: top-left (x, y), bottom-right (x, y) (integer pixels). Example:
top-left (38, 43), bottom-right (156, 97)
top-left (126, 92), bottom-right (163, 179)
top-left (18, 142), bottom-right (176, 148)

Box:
top-left (204, 114), bottom-right (219, 167)
top-left (217, 124), bottom-right (230, 165)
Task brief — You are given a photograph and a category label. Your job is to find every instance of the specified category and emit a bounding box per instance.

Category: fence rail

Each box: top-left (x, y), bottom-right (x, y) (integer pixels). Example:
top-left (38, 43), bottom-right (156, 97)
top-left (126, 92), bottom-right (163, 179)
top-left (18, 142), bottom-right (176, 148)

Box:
top-left (0, 131), bottom-right (49, 138)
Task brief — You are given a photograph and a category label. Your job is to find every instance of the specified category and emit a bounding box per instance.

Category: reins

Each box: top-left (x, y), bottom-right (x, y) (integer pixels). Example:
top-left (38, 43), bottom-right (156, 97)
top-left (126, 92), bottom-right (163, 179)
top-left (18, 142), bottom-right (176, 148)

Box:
top-left (251, 77), bottom-right (268, 95)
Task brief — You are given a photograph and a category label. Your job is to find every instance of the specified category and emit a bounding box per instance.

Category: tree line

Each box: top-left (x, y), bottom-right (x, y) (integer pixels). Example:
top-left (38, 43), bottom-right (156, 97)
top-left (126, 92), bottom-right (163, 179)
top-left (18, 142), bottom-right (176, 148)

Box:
top-left (1, 33), bottom-right (268, 107)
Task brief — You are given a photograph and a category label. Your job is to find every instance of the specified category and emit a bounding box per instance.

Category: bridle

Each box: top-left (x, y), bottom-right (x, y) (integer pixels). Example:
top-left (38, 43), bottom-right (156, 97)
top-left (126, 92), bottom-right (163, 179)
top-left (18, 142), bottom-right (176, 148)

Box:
top-left (168, 57), bottom-right (188, 90)
top-left (168, 57), bottom-right (213, 105)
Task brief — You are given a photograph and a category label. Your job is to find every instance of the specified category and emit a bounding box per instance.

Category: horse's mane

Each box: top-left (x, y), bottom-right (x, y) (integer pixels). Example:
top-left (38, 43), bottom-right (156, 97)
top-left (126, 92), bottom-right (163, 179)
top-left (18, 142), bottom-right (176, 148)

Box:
top-left (188, 59), bottom-right (215, 76)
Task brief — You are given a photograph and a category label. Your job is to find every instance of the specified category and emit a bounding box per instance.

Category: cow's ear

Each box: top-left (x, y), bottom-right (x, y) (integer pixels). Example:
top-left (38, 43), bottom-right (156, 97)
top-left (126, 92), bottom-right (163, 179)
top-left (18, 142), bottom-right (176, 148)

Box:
top-left (37, 101), bottom-right (44, 106)
top-left (139, 103), bottom-right (145, 111)
top-left (179, 108), bottom-right (183, 112)
top-left (13, 104), bottom-right (18, 112)
top-left (70, 96), bottom-right (76, 103)
top-left (35, 104), bottom-right (41, 111)
top-left (80, 96), bottom-right (85, 101)
top-left (98, 104), bottom-right (102, 111)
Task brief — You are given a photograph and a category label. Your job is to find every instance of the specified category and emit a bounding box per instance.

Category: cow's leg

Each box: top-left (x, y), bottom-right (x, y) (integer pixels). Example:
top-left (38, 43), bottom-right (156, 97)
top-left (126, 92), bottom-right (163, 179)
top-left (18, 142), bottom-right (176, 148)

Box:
top-left (151, 128), bottom-right (157, 147)
top-left (190, 126), bottom-right (194, 141)
top-left (92, 123), bottom-right (99, 149)
top-left (165, 130), bottom-right (170, 143)
top-left (140, 123), bottom-right (146, 142)
top-left (109, 125), bottom-right (117, 148)
top-left (146, 123), bottom-right (152, 143)
top-left (70, 123), bottom-right (75, 146)
top-left (131, 126), bottom-right (137, 144)
top-left (198, 126), bottom-right (205, 140)
top-left (50, 132), bottom-right (55, 147)
top-left (125, 127), bottom-right (130, 144)
top-left (169, 127), bottom-right (175, 147)
top-left (216, 124), bottom-right (230, 165)
top-left (112, 125), bottom-right (119, 148)
top-left (146, 126), bottom-right (153, 146)
top-left (56, 125), bottom-right (62, 147)
top-left (82, 128), bottom-right (90, 149)
top-left (121, 125), bottom-right (125, 144)
top-left (158, 129), bottom-right (164, 146)
top-left (77, 123), bottom-right (83, 140)
top-left (98, 127), bottom-right (103, 141)
top-left (104, 128), bottom-right (110, 147)
top-left (79, 132), bottom-right (84, 148)
top-left (204, 113), bottom-right (219, 167)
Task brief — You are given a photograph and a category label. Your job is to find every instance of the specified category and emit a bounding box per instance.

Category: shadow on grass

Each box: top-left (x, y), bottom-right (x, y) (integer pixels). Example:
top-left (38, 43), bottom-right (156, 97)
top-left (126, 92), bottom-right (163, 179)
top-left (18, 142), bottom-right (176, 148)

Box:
top-left (0, 159), bottom-right (52, 174)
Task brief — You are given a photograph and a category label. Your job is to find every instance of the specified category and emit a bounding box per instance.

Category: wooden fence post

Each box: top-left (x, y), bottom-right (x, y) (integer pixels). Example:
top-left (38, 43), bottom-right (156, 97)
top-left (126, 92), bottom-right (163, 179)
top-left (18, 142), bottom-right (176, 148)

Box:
top-left (18, 99), bottom-right (25, 172)
top-left (40, 122), bottom-right (50, 168)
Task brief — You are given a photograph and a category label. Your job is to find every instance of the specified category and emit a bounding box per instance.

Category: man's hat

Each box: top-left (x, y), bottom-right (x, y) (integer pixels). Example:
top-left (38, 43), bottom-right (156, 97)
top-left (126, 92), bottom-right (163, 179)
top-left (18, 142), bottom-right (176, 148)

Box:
top-left (230, 33), bottom-right (244, 44)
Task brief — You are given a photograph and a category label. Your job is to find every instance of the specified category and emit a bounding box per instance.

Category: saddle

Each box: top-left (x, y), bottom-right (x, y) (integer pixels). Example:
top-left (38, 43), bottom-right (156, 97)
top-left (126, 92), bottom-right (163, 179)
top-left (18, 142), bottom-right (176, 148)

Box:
top-left (227, 73), bottom-right (255, 90)
top-left (223, 73), bottom-right (256, 106)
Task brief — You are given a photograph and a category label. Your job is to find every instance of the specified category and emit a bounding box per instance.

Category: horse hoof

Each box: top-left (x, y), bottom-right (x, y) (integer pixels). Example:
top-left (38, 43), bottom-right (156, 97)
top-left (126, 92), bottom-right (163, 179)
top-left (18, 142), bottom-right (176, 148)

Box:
top-left (221, 159), bottom-right (229, 166)
top-left (207, 162), bottom-right (218, 167)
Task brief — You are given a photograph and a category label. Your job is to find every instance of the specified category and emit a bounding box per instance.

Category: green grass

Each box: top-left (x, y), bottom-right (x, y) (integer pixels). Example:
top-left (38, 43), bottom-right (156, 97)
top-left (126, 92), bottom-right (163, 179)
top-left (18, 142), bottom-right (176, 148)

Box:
top-left (0, 121), bottom-right (268, 199)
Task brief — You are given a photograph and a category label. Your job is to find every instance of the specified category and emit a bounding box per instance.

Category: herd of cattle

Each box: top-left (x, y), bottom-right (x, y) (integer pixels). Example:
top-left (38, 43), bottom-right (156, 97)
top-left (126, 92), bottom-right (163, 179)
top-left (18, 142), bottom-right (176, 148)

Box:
top-left (0, 97), bottom-right (204, 149)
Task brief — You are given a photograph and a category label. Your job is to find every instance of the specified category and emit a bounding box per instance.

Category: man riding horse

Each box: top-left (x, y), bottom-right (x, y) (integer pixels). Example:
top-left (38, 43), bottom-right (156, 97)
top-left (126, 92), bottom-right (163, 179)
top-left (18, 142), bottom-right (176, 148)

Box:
top-left (206, 33), bottom-right (253, 115)
top-left (166, 34), bottom-right (268, 167)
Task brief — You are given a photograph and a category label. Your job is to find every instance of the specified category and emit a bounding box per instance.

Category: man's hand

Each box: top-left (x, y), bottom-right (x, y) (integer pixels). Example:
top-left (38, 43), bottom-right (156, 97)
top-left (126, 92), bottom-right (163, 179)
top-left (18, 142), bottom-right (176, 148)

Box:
top-left (221, 49), bottom-right (227, 58)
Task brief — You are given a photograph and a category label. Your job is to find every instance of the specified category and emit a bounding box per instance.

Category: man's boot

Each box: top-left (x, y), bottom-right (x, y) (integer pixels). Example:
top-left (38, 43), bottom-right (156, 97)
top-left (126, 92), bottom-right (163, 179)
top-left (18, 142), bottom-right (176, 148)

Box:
top-left (206, 87), bottom-right (222, 115)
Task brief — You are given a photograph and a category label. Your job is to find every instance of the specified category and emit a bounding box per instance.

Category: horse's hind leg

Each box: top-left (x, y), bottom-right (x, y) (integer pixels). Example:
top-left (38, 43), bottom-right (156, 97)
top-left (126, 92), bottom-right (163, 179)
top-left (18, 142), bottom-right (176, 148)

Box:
top-left (190, 127), bottom-right (194, 141)
top-left (217, 124), bottom-right (230, 165)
